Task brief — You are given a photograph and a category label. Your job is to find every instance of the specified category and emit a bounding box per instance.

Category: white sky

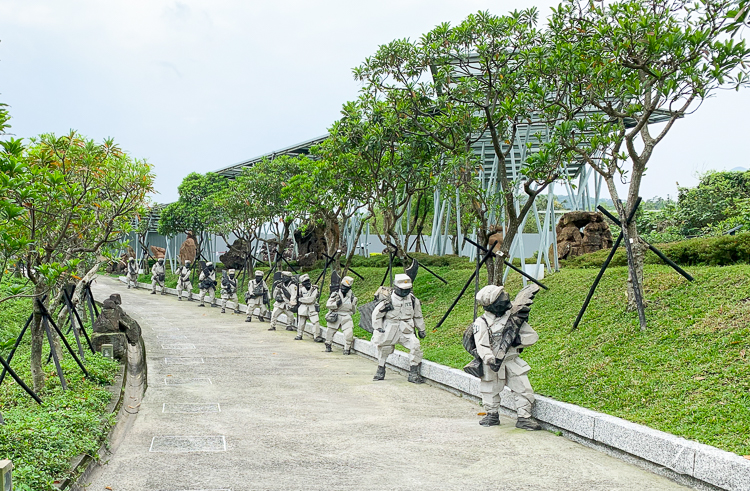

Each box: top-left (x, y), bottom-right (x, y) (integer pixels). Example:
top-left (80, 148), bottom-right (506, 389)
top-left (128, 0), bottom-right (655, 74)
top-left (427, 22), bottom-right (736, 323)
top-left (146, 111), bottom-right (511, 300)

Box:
top-left (1, 0), bottom-right (748, 204)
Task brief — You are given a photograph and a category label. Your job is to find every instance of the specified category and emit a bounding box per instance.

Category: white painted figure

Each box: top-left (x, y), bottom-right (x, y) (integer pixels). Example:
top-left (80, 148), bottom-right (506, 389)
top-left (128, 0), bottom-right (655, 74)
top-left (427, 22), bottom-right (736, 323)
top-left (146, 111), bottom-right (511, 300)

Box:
top-left (294, 274), bottom-right (322, 341)
top-left (198, 262), bottom-right (217, 307)
top-left (324, 276), bottom-right (358, 354)
top-left (245, 270), bottom-right (269, 322)
top-left (151, 258), bottom-right (166, 295)
top-left (176, 260), bottom-right (193, 301)
top-left (269, 271), bottom-right (296, 331)
top-left (371, 273), bottom-right (426, 384)
top-left (473, 285), bottom-right (541, 430)
top-left (127, 257), bottom-right (139, 289)
top-left (220, 269), bottom-right (240, 314)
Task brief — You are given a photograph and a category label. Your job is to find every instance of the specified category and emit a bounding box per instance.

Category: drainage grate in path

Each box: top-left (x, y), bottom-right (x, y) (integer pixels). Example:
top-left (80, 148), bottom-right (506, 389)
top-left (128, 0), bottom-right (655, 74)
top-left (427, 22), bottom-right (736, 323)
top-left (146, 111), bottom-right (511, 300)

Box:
top-left (164, 377), bottom-right (212, 386)
top-left (164, 357), bottom-right (204, 365)
top-left (161, 343), bottom-right (196, 349)
top-left (149, 436), bottom-right (226, 453)
top-left (163, 403), bottom-right (220, 413)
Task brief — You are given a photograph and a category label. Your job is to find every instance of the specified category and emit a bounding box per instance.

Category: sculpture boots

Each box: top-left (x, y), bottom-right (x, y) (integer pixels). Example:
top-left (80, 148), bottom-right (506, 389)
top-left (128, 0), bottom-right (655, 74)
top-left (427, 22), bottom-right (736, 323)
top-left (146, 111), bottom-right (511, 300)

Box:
top-left (294, 335), bottom-right (303, 340)
top-left (373, 365), bottom-right (386, 381)
top-left (408, 364), bottom-right (425, 384)
top-left (245, 317), bottom-right (252, 323)
top-left (221, 308), bottom-right (226, 313)
top-left (479, 412), bottom-right (500, 426)
top-left (325, 343), bottom-right (332, 352)
top-left (515, 417), bottom-right (541, 431)
top-left (343, 348), bottom-right (351, 355)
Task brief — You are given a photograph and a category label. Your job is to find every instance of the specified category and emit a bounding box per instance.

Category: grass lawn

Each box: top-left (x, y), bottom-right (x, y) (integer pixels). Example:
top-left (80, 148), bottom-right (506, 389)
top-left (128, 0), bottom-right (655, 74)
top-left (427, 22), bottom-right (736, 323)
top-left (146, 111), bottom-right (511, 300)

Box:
top-left (0, 281), bottom-right (122, 491)
top-left (121, 260), bottom-right (750, 455)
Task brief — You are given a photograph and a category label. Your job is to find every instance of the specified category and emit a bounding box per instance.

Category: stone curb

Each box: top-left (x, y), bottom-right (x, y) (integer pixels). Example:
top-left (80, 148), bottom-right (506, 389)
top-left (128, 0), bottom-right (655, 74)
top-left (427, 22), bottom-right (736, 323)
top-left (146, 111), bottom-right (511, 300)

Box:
top-left (119, 276), bottom-right (750, 491)
top-left (55, 361), bottom-right (127, 490)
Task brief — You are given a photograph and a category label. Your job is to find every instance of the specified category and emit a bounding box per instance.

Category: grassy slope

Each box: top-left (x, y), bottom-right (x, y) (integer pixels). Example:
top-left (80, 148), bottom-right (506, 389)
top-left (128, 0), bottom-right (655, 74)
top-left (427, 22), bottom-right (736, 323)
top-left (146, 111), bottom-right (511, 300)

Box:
top-left (0, 286), bottom-right (121, 491)
top-left (123, 262), bottom-right (749, 455)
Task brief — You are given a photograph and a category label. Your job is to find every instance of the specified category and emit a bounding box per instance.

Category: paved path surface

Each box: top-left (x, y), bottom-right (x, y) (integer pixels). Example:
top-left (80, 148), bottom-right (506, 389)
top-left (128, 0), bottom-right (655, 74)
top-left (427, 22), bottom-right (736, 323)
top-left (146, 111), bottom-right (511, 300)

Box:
top-left (87, 275), bottom-right (687, 491)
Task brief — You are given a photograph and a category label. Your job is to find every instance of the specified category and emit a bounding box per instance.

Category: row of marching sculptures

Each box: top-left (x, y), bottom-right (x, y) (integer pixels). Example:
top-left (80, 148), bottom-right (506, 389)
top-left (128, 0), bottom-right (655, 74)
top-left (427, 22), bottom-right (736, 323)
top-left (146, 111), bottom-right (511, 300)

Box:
top-left (127, 256), bottom-right (543, 431)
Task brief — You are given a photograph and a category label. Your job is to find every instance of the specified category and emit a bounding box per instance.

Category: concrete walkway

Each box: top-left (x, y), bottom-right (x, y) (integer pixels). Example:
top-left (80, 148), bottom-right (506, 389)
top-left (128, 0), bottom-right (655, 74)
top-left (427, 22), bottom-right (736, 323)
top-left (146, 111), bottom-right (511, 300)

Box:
top-left (87, 275), bottom-right (688, 491)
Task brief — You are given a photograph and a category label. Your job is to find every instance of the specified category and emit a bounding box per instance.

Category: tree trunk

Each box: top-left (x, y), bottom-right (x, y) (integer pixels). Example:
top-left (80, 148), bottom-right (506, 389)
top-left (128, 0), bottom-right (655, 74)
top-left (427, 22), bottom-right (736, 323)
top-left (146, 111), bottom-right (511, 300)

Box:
top-left (324, 215), bottom-right (341, 272)
top-left (30, 284), bottom-right (46, 392)
top-left (605, 176), bottom-right (647, 329)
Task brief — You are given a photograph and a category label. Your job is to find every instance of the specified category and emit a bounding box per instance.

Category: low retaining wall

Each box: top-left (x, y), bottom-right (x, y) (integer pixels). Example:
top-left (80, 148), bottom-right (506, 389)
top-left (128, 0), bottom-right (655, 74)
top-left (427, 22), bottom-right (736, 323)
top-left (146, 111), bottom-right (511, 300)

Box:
top-left (119, 276), bottom-right (750, 491)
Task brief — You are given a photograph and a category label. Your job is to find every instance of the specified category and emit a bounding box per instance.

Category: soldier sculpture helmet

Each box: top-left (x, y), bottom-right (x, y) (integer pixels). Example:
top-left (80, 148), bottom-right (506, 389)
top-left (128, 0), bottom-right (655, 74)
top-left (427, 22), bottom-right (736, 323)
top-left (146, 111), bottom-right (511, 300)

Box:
top-left (255, 270), bottom-right (263, 277)
top-left (394, 274), bottom-right (412, 290)
top-left (158, 257), bottom-right (164, 263)
top-left (476, 285), bottom-right (511, 316)
top-left (228, 269), bottom-right (236, 276)
top-left (299, 274), bottom-right (310, 283)
top-left (341, 276), bottom-right (354, 288)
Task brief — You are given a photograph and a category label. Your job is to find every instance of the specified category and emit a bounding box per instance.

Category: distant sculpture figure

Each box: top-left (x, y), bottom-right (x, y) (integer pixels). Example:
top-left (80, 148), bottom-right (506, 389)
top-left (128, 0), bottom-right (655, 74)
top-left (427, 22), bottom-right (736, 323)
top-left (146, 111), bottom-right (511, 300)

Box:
top-left (198, 262), bottom-right (217, 307)
top-left (269, 271), bottom-right (296, 331)
top-left (371, 261), bottom-right (426, 384)
top-left (294, 274), bottom-right (322, 341)
top-left (464, 284), bottom-right (541, 430)
top-left (325, 273), bottom-right (358, 354)
top-left (151, 258), bottom-right (166, 295)
top-left (126, 257), bottom-right (139, 289)
top-left (176, 260), bottom-right (193, 301)
top-left (220, 269), bottom-right (240, 314)
top-left (245, 270), bottom-right (269, 322)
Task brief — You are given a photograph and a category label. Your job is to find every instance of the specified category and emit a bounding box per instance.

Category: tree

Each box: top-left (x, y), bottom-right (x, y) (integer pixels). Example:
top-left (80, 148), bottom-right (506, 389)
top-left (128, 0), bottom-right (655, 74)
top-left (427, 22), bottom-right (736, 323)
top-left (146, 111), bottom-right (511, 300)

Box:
top-left (355, 9), bottom-right (562, 284)
top-left (2, 131), bottom-right (153, 390)
top-left (539, 0), bottom-right (750, 326)
top-left (283, 153), bottom-right (366, 272)
top-left (158, 172), bottom-right (227, 265)
top-left (319, 95), bottom-right (441, 259)
top-left (239, 156), bottom-right (303, 259)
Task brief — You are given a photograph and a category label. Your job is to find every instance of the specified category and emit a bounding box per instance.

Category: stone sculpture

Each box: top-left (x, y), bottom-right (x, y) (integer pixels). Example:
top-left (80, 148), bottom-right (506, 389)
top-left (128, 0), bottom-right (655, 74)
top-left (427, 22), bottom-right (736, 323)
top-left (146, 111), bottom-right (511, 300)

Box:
top-left (324, 272), bottom-right (358, 354)
top-left (463, 284), bottom-right (541, 430)
top-left (179, 234), bottom-right (197, 264)
top-left (198, 262), bottom-right (217, 307)
top-left (269, 271), bottom-right (296, 331)
top-left (150, 258), bottom-right (166, 295)
top-left (294, 274), bottom-right (322, 341)
top-left (176, 260), bottom-right (193, 301)
top-left (91, 295), bottom-right (143, 361)
top-left (245, 270), bottom-right (269, 322)
top-left (220, 269), bottom-right (240, 314)
top-left (370, 260), bottom-right (426, 384)
top-left (149, 245), bottom-right (166, 259)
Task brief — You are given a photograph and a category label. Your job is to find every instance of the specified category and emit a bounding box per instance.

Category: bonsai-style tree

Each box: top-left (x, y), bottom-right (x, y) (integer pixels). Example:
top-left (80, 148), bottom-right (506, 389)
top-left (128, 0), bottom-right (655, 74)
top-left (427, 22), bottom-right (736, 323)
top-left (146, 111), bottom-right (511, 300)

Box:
top-left (158, 172), bottom-right (227, 266)
top-left (537, 0), bottom-right (750, 327)
top-left (2, 131), bottom-right (153, 391)
top-left (355, 9), bottom-right (562, 284)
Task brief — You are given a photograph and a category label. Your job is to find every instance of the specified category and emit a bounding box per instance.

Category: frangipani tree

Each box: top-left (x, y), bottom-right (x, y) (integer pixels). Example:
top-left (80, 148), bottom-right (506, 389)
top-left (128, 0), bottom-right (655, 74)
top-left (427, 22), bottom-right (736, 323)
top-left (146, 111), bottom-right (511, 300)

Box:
top-left (2, 131), bottom-right (153, 390)
top-left (537, 0), bottom-right (750, 327)
top-left (355, 9), bottom-right (563, 284)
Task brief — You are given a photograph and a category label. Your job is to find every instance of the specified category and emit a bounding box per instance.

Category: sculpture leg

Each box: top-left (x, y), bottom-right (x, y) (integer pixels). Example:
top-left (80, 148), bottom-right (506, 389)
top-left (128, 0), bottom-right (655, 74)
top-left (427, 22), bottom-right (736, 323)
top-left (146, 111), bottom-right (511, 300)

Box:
top-left (399, 332), bottom-right (423, 366)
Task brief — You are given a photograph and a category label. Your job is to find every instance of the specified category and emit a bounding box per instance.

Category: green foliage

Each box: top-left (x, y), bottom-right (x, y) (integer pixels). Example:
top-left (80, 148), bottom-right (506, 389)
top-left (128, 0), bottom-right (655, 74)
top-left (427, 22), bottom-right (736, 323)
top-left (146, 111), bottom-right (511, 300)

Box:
top-left (158, 172), bottom-right (228, 239)
top-left (0, 131), bottom-right (154, 297)
top-left (0, 283), bottom-right (121, 490)
top-left (561, 232), bottom-right (750, 268)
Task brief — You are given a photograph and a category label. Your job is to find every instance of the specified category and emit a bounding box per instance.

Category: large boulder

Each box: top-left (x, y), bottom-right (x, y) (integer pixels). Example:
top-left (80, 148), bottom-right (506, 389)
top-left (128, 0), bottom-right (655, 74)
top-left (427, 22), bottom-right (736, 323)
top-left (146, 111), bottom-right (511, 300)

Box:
top-left (295, 225), bottom-right (326, 267)
top-left (179, 234), bottom-right (198, 264)
top-left (150, 246), bottom-right (166, 259)
top-left (219, 238), bottom-right (250, 270)
top-left (556, 211), bottom-right (613, 260)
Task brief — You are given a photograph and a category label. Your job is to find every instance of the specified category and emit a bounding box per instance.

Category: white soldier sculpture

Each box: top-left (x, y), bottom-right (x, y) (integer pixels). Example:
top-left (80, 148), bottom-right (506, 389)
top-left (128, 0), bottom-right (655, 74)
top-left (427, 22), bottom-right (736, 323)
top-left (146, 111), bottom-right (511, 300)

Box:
top-left (150, 258), bottom-right (166, 295)
top-left (463, 284), bottom-right (541, 430)
top-left (220, 269), bottom-right (240, 314)
top-left (176, 260), bottom-right (193, 301)
top-left (245, 270), bottom-right (269, 322)
top-left (269, 271), bottom-right (296, 331)
top-left (126, 257), bottom-right (139, 289)
top-left (294, 274), bottom-right (323, 341)
top-left (324, 273), bottom-right (358, 354)
top-left (371, 264), bottom-right (426, 384)
top-left (198, 262), bottom-right (217, 307)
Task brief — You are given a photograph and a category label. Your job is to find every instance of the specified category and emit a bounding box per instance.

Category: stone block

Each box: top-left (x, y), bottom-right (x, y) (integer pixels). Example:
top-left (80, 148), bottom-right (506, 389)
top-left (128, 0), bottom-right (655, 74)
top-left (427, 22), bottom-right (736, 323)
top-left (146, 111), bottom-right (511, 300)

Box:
top-left (91, 332), bottom-right (127, 361)
top-left (421, 361), bottom-right (480, 397)
top-left (593, 414), bottom-right (696, 475)
top-left (531, 396), bottom-right (597, 439)
top-left (693, 442), bottom-right (750, 491)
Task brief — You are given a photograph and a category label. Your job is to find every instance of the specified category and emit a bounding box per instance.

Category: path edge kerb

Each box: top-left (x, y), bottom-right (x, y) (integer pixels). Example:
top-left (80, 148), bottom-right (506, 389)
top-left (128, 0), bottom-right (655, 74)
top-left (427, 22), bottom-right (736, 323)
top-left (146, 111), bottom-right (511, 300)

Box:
top-left (119, 276), bottom-right (749, 491)
top-left (57, 293), bottom-right (148, 491)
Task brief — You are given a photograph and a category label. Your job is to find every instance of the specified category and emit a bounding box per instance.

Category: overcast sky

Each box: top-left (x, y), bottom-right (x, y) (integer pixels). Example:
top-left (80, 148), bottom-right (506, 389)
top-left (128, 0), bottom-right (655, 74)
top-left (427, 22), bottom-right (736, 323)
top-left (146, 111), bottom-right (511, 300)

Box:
top-left (1, 0), bottom-right (748, 204)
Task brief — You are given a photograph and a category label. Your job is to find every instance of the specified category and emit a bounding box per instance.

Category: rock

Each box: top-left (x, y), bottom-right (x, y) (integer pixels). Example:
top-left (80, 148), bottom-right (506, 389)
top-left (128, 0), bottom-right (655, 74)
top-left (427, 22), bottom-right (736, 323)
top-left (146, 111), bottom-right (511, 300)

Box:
top-left (295, 225), bottom-right (326, 267)
top-left (93, 299), bottom-right (120, 333)
top-left (91, 332), bottom-right (128, 361)
top-left (219, 238), bottom-right (251, 270)
top-left (556, 211), bottom-right (613, 260)
top-left (179, 234), bottom-right (198, 264)
top-left (150, 246), bottom-right (166, 259)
